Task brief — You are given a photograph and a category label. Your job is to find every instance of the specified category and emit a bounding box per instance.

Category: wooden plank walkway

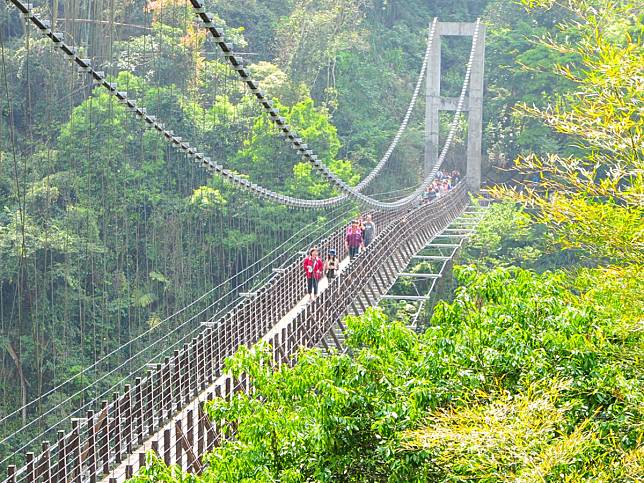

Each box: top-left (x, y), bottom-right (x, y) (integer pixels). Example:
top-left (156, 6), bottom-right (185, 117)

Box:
top-left (5, 186), bottom-right (470, 483)
top-left (101, 257), bottom-right (351, 482)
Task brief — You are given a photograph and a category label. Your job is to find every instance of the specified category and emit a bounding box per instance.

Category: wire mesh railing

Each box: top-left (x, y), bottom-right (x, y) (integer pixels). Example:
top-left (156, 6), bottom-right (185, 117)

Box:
top-left (2, 185), bottom-right (468, 483)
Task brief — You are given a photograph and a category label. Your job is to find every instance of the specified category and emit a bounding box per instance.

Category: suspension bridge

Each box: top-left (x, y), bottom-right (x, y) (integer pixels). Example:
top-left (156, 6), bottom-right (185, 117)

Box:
top-left (1, 1), bottom-right (487, 481)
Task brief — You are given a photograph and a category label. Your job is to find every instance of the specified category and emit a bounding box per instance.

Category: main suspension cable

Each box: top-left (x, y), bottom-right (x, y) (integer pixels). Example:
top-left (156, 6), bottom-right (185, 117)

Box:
top-left (8, 0), bottom-right (453, 210)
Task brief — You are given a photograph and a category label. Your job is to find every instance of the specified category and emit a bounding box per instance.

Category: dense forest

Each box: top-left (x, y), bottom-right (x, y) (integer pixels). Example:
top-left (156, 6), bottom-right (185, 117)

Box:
top-left (1, 0), bottom-right (642, 479)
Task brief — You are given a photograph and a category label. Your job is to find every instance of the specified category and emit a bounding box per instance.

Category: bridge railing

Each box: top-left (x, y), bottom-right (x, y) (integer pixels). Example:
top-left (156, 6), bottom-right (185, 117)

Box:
top-left (3, 185), bottom-right (468, 483)
top-left (282, 183), bottom-right (469, 355)
top-left (2, 193), bottom-right (410, 483)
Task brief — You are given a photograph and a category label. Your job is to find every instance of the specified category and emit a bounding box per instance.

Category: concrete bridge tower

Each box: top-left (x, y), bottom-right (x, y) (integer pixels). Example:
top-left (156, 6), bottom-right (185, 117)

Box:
top-left (424, 21), bottom-right (486, 191)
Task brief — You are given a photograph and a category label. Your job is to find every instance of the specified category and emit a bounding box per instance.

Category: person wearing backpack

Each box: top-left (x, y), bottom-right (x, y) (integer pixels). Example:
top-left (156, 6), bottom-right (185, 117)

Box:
top-left (325, 249), bottom-right (339, 279)
top-left (303, 247), bottom-right (324, 303)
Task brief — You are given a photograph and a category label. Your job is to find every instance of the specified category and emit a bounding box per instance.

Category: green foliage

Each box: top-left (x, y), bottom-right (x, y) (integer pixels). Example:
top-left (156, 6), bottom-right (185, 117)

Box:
top-left (131, 258), bottom-right (643, 481)
top-left (114, 21), bottom-right (197, 89)
top-left (407, 263), bottom-right (644, 480)
top-left (462, 201), bottom-right (545, 268)
top-left (493, 0), bottom-right (643, 265)
top-left (132, 453), bottom-right (199, 482)
top-left (190, 186), bottom-right (227, 210)
top-left (234, 96), bottom-right (356, 196)
top-left (3, 0), bottom-right (640, 472)
top-left (132, 309), bottom-right (443, 482)
top-left (403, 383), bottom-right (636, 481)
top-left (1, 4), bottom-right (338, 452)
top-left (275, 0), bottom-right (370, 94)
top-left (481, 0), bottom-right (579, 170)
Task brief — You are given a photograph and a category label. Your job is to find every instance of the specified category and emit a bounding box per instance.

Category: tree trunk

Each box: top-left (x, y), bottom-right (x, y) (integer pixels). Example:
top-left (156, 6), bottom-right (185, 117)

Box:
top-left (6, 341), bottom-right (29, 426)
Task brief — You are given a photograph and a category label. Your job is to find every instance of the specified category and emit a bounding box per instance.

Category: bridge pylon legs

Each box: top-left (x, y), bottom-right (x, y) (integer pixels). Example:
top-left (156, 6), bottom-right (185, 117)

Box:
top-left (424, 20), bottom-right (486, 191)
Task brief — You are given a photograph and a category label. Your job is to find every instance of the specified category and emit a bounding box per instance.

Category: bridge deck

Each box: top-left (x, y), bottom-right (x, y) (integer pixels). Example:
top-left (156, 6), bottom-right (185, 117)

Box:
top-left (101, 256), bottom-right (351, 482)
top-left (5, 187), bottom-right (471, 483)
top-left (323, 201), bottom-right (489, 350)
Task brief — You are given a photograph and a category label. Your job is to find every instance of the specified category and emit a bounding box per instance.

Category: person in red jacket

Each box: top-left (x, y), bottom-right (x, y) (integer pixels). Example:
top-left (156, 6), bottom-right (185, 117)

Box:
top-left (303, 247), bottom-right (324, 303)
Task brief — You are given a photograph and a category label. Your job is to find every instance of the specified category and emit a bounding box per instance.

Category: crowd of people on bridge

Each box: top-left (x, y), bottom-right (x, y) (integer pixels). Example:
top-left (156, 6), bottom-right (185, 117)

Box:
top-left (302, 171), bottom-right (461, 301)
top-left (302, 214), bottom-right (377, 303)
top-left (422, 169), bottom-right (461, 203)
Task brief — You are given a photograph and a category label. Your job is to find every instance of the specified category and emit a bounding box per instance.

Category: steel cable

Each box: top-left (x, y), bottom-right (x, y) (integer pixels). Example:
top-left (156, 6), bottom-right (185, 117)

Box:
top-left (0, 204), bottom-right (348, 431)
top-left (8, 0), bottom-right (466, 210)
top-left (190, 6), bottom-right (479, 208)
top-left (0, 201), bottom-right (359, 466)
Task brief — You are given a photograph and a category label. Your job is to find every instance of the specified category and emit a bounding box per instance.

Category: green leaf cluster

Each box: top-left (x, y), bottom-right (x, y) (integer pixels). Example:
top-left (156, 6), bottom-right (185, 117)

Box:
top-left (132, 260), bottom-right (643, 481)
top-left (493, 0), bottom-right (643, 264)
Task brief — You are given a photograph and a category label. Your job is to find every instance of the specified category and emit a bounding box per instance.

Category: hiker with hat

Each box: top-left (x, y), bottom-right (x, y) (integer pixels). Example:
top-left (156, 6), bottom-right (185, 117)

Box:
top-left (325, 249), bottom-right (339, 280)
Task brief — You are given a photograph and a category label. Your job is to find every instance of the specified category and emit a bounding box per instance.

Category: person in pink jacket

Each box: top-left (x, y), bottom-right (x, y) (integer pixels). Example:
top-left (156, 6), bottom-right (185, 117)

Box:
top-left (345, 220), bottom-right (364, 260)
top-left (303, 247), bottom-right (324, 303)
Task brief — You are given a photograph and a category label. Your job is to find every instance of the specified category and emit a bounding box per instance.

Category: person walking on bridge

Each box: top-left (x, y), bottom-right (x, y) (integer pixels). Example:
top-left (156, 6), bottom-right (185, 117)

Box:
top-left (345, 220), bottom-right (364, 260)
top-left (325, 249), bottom-right (339, 280)
top-left (363, 214), bottom-right (376, 248)
top-left (303, 247), bottom-right (324, 303)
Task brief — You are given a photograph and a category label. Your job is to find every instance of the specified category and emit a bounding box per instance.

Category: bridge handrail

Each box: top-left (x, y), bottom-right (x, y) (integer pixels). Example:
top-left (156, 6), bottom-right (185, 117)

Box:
top-left (285, 183), bottom-right (469, 352)
top-left (2, 183), bottom-right (468, 483)
top-left (0, 202), bottom-right (364, 463)
top-left (2, 184), bottom-right (410, 475)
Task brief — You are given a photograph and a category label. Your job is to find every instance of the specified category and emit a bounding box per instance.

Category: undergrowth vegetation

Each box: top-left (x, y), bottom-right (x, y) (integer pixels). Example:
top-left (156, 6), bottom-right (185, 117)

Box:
top-left (133, 257), bottom-right (643, 481)
top-left (411, 264), bottom-right (643, 480)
